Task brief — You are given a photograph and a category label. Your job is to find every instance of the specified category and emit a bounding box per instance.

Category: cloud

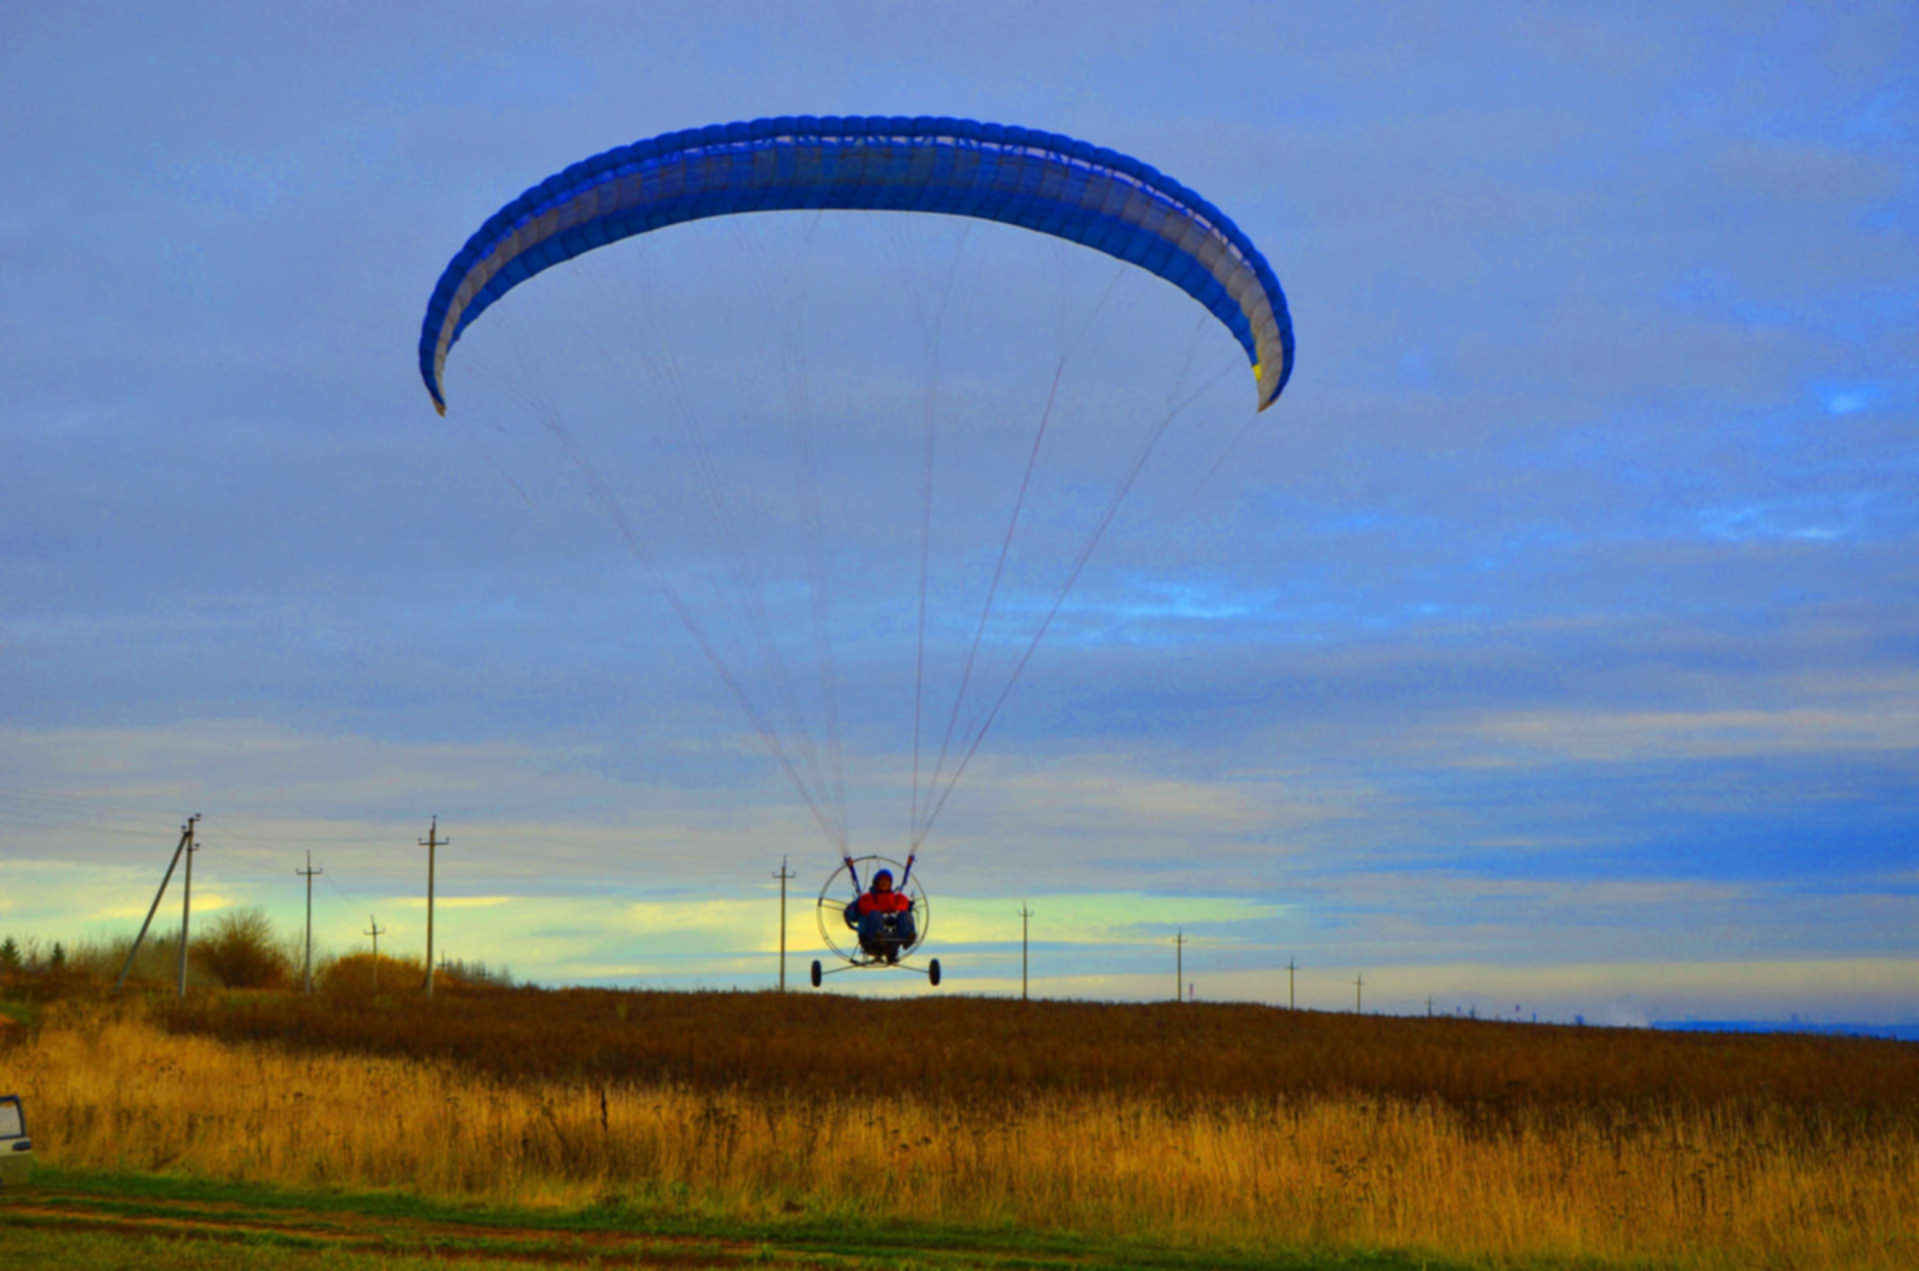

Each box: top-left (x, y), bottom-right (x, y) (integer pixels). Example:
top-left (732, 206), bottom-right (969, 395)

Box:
top-left (92, 892), bottom-right (240, 922)
top-left (1819, 383), bottom-right (1883, 416)
top-left (622, 898), bottom-right (773, 939)
top-left (981, 761), bottom-right (1272, 833)
top-left (934, 893), bottom-right (1291, 947)
top-left (1458, 698), bottom-right (1919, 766)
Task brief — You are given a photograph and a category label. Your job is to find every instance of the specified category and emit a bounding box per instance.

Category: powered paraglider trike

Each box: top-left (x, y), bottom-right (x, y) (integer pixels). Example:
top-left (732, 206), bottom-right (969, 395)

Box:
top-left (810, 854), bottom-right (940, 987)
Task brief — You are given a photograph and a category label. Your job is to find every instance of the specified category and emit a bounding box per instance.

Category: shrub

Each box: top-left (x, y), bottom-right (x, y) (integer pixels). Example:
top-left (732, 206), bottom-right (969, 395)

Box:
top-left (192, 908), bottom-right (294, 990)
top-left (318, 952), bottom-right (422, 997)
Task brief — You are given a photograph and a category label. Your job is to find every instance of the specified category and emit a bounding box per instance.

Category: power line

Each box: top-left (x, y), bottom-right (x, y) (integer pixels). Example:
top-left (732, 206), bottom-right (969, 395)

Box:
top-left (114, 815), bottom-right (198, 991)
top-left (771, 855), bottom-right (795, 992)
top-left (420, 817), bottom-right (448, 997)
top-left (295, 852), bottom-right (323, 994)
top-left (1174, 927), bottom-right (1185, 1003)
top-left (364, 915), bottom-right (385, 992)
top-left (176, 819), bottom-right (200, 998)
top-left (1018, 903), bottom-right (1033, 1002)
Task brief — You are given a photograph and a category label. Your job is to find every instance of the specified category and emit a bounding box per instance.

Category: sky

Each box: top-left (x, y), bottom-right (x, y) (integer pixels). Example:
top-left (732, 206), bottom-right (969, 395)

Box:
top-left (4, 1), bottom-right (1915, 1025)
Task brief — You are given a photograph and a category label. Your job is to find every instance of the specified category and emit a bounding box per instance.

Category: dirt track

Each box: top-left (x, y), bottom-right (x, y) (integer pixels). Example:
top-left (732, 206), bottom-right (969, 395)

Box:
top-left (1, 1185), bottom-right (831, 1268)
top-left (0, 1180), bottom-right (1183, 1270)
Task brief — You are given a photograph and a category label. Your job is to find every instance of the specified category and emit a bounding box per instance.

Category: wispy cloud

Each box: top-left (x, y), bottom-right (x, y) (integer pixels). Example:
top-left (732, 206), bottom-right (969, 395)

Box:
top-left (1458, 699), bottom-right (1919, 765)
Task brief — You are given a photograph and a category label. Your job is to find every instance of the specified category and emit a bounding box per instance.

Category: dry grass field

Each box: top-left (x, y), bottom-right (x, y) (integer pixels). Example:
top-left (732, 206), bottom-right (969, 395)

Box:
top-left (2, 984), bottom-right (1914, 1268)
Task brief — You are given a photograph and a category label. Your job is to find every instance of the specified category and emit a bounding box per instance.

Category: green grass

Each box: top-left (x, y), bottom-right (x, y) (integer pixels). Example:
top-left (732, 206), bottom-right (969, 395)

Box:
top-left (0, 1167), bottom-right (1625, 1271)
top-left (0, 1228), bottom-right (483, 1270)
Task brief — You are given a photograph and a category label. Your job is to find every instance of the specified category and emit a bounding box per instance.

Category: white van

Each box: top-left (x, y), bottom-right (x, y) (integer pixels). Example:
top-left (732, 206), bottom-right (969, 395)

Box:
top-left (0, 1095), bottom-right (31, 1185)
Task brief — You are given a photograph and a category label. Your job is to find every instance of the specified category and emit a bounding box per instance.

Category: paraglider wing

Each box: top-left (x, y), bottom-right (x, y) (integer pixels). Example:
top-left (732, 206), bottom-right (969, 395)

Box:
top-left (418, 115), bottom-right (1295, 416)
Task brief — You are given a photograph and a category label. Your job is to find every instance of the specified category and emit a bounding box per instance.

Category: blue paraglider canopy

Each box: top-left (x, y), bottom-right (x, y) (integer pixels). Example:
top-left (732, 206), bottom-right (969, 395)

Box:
top-left (420, 115), bottom-right (1294, 417)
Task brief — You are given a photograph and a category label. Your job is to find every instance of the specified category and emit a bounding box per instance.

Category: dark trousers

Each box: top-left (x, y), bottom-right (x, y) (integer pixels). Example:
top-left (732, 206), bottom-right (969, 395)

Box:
top-left (854, 907), bottom-right (916, 958)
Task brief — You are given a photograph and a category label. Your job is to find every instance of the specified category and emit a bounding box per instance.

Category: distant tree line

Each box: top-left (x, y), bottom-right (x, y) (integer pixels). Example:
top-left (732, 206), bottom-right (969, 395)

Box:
top-left (0, 908), bottom-right (512, 1000)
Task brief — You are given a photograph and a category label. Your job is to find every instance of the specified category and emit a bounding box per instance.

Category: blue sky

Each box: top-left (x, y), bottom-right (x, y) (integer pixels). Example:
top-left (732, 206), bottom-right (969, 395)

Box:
top-left (4, 1), bottom-right (1915, 1023)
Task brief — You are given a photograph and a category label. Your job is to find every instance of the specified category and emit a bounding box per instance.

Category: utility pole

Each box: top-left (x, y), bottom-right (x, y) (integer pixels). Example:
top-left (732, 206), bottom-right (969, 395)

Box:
top-left (365, 915), bottom-right (385, 992)
top-left (177, 818), bottom-right (200, 997)
top-left (116, 815), bottom-right (198, 990)
top-left (420, 816), bottom-right (447, 996)
top-left (1018, 903), bottom-right (1032, 1001)
top-left (1174, 928), bottom-right (1185, 1002)
top-left (1354, 972), bottom-right (1364, 1013)
top-left (771, 855), bottom-right (794, 991)
top-left (1287, 956), bottom-right (1297, 1010)
top-left (1426, 995), bottom-right (1434, 1017)
top-left (296, 852), bottom-right (322, 994)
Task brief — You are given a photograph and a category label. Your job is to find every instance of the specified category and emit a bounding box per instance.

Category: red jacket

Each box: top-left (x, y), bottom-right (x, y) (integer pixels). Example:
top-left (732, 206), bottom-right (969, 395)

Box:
top-left (856, 888), bottom-right (912, 915)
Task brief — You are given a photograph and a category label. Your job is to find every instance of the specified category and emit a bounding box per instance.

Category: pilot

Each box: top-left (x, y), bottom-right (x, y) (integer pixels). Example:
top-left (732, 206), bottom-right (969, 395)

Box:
top-left (851, 868), bottom-right (915, 961)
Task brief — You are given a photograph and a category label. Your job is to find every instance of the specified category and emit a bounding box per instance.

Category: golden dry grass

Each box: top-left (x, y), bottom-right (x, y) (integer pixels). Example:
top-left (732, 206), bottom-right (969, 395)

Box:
top-left (156, 986), bottom-right (1919, 1116)
top-left (6, 997), bottom-right (1916, 1268)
